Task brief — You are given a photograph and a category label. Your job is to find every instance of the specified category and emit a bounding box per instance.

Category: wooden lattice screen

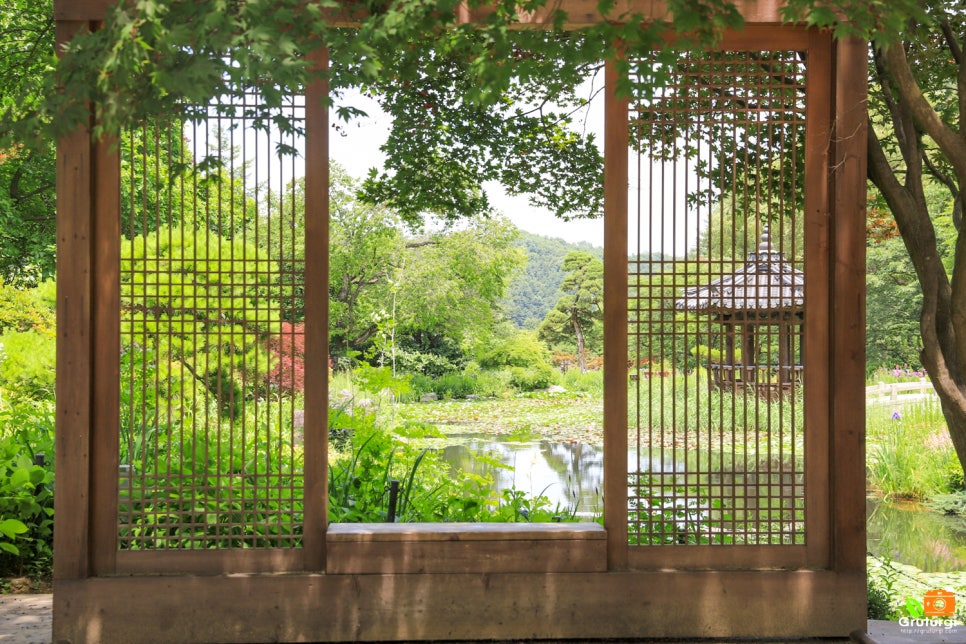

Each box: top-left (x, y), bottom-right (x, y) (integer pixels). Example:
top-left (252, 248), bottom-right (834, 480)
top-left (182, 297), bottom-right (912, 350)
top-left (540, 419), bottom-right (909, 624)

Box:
top-left (626, 50), bottom-right (810, 557)
top-left (117, 98), bottom-right (307, 553)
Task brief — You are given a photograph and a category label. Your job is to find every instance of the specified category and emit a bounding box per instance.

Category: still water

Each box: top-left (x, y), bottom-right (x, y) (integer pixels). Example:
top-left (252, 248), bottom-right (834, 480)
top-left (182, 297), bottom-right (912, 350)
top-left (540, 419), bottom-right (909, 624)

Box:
top-left (867, 498), bottom-right (966, 572)
top-left (440, 435), bottom-right (966, 572)
top-left (441, 438), bottom-right (605, 517)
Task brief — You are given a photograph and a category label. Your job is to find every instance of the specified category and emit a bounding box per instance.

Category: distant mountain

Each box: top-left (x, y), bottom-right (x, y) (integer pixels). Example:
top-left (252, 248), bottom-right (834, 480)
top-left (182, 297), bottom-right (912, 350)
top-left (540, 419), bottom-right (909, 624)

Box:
top-left (503, 231), bottom-right (603, 329)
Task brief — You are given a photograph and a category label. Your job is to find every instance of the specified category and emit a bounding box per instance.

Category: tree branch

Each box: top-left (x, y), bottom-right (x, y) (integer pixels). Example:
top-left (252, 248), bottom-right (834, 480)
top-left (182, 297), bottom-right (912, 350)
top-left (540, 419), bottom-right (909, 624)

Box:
top-left (882, 41), bottom-right (966, 189)
top-left (938, 15), bottom-right (963, 64)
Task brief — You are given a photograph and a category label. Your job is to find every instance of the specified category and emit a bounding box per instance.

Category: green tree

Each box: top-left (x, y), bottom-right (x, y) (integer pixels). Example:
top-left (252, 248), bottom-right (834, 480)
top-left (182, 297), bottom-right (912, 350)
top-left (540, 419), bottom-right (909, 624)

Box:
top-left (857, 4), bottom-right (966, 470)
top-left (395, 216), bottom-right (525, 355)
top-left (538, 251), bottom-right (603, 372)
top-left (505, 232), bottom-right (602, 329)
top-left (327, 171), bottom-right (406, 355)
top-left (0, 0), bottom-right (55, 283)
top-left (120, 226), bottom-right (281, 419)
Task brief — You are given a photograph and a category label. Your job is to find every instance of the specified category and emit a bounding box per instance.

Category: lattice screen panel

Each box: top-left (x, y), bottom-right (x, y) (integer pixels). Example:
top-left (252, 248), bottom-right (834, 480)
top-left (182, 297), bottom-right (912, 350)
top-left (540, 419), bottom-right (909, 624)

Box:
top-left (627, 51), bottom-right (807, 547)
top-left (118, 96), bottom-right (307, 550)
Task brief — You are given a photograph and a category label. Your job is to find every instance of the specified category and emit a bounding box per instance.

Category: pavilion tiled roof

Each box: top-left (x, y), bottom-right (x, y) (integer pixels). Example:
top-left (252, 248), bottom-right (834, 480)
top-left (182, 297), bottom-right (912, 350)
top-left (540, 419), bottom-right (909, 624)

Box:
top-left (674, 227), bottom-right (804, 314)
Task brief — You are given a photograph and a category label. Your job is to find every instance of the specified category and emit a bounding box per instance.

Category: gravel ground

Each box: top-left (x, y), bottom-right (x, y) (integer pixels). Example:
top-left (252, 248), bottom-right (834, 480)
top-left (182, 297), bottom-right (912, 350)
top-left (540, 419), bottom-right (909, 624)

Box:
top-left (0, 594), bottom-right (50, 644)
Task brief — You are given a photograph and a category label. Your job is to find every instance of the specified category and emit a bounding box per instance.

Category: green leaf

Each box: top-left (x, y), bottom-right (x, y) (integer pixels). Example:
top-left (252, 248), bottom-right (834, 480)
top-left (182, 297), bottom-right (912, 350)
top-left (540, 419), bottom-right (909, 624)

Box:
top-left (0, 518), bottom-right (28, 538)
top-left (0, 542), bottom-right (20, 555)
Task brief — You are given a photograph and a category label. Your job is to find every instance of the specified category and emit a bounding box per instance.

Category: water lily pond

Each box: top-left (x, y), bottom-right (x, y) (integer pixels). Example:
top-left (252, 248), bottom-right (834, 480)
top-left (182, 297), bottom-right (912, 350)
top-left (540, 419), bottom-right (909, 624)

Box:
top-left (436, 433), bottom-right (966, 571)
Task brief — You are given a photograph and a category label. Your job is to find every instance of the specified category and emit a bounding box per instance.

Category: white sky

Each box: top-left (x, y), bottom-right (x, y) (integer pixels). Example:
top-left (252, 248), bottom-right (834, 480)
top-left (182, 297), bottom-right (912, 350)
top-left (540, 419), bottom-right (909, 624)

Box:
top-left (328, 90), bottom-right (607, 248)
top-left (213, 86), bottom-right (701, 256)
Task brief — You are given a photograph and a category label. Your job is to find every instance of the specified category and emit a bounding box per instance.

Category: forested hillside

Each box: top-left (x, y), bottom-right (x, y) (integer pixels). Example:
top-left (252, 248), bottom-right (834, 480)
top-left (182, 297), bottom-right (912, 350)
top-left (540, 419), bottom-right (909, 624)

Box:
top-left (504, 231), bottom-right (602, 328)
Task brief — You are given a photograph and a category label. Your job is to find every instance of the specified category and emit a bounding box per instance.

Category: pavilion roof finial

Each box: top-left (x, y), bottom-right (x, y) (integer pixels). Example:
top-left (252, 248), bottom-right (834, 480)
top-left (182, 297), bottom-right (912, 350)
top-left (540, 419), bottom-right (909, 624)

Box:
top-left (758, 226), bottom-right (773, 254)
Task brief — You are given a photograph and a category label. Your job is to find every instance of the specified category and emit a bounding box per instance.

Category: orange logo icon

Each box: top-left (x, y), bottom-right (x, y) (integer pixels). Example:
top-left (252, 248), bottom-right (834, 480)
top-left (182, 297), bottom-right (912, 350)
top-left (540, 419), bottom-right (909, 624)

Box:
top-left (924, 589), bottom-right (955, 617)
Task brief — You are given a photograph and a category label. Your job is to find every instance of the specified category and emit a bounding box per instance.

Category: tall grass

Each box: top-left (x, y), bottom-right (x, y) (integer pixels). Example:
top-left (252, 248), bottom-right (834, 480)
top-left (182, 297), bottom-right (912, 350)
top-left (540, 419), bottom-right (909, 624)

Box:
top-left (629, 368), bottom-right (804, 455)
top-left (866, 399), bottom-right (962, 500)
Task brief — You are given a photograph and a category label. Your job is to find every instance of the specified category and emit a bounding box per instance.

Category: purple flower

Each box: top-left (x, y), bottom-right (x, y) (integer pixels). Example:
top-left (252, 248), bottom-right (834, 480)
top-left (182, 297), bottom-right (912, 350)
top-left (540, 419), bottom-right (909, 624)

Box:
top-left (892, 411), bottom-right (901, 421)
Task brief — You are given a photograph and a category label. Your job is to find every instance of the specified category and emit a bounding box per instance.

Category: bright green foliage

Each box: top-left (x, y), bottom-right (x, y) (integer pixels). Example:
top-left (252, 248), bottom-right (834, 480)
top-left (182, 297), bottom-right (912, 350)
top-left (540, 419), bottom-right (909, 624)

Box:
top-left (0, 280), bottom-right (56, 404)
top-left (0, 279), bottom-right (55, 335)
top-left (0, 331), bottom-right (55, 403)
top-left (120, 226), bottom-right (281, 418)
top-left (538, 251), bottom-right (603, 372)
top-left (395, 216), bottom-right (525, 352)
top-left (479, 330), bottom-right (558, 391)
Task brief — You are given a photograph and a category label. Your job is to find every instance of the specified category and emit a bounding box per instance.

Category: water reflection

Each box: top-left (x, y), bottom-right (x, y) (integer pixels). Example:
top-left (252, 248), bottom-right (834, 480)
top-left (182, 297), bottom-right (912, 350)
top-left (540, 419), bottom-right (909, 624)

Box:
top-left (440, 438), bottom-right (966, 568)
top-left (867, 497), bottom-right (966, 572)
top-left (441, 438), bottom-right (604, 517)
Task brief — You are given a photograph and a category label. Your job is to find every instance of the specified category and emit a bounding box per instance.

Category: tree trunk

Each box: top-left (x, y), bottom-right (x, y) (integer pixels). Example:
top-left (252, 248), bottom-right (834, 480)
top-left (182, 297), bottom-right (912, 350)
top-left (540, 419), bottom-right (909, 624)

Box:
top-left (869, 40), bottom-right (966, 472)
top-left (572, 311), bottom-right (586, 373)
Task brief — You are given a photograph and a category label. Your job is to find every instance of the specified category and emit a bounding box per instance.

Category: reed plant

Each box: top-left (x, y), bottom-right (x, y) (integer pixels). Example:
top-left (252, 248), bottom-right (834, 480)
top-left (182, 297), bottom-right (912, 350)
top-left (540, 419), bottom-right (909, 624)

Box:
top-left (866, 399), bottom-right (961, 500)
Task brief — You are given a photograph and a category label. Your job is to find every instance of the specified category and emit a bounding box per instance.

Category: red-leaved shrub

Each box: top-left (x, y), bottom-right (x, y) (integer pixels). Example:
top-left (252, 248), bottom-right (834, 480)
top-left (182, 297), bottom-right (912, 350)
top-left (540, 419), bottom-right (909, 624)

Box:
top-left (266, 322), bottom-right (305, 394)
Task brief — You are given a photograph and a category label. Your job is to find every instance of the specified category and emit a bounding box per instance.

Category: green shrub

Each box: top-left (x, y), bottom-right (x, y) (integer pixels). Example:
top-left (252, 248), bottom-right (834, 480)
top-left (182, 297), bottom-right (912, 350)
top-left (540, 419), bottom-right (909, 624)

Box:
top-left (0, 331), bottom-right (56, 403)
top-left (472, 369), bottom-right (514, 397)
top-left (0, 400), bottom-right (55, 577)
top-left (479, 332), bottom-right (557, 392)
top-left (394, 350), bottom-right (460, 378)
top-left (562, 368), bottom-right (603, 394)
top-left (479, 331), bottom-right (550, 370)
top-left (509, 363), bottom-right (557, 391)
top-left (462, 362), bottom-right (513, 397)
top-left (0, 281), bottom-right (55, 336)
top-left (409, 373), bottom-right (478, 400)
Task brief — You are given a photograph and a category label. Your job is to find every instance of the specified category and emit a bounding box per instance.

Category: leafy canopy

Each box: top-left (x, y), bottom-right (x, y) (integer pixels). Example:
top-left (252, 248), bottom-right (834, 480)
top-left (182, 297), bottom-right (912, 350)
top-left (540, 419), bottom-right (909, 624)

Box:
top-left (18, 0), bottom-right (923, 225)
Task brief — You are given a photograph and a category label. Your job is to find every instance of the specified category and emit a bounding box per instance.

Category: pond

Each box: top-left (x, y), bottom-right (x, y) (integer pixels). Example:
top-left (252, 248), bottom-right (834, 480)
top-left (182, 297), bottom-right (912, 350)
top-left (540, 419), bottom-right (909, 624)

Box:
top-left (440, 435), bottom-right (966, 570)
top-left (867, 497), bottom-right (966, 572)
top-left (441, 437), bottom-right (605, 518)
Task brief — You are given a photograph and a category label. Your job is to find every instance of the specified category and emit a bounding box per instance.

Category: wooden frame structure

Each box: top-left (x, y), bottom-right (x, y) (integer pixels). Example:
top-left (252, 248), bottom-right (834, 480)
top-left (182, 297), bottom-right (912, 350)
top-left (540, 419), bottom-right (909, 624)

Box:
top-left (53, 1), bottom-right (868, 641)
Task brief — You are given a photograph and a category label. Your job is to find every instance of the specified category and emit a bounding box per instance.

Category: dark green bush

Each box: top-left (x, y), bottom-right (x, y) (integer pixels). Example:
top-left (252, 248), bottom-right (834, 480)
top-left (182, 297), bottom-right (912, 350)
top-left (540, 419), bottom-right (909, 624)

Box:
top-left (395, 350), bottom-right (460, 378)
top-left (408, 372), bottom-right (478, 400)
top-left (0, 401), bottom-right (55, 577)
top-left (867, 579), bottom-right (895, 620)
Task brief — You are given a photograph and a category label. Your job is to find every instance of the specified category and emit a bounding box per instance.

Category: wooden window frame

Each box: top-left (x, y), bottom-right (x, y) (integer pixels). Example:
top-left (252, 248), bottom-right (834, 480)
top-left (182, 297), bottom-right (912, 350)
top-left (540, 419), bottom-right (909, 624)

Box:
top-left (52, 2), bottom-right (868, 641)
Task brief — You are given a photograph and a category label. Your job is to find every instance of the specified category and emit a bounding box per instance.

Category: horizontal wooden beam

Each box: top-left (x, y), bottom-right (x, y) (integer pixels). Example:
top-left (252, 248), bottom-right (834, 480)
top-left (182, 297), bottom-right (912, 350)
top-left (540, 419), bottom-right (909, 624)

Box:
top-left (327, 521), bottom-right (605, 541)
top-left (54, 570), bottom-right (865, 643)
top-left (54, 0), bottom-right (788, 26)
top-left (328, 523), bottom-right (606, 574)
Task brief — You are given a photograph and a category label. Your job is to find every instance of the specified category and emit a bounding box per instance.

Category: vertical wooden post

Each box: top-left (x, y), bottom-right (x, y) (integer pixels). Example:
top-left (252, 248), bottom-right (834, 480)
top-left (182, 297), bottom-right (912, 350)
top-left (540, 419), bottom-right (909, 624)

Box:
top-left (803, 28), bottom-right (833, 567)
top-left (89, 130), bottom-right (121, 575)
top-left (54, 19), bottom-right (94, 583)
top-left (830, 35), bottom-right (868, 576)
top-left (302, 47), bottom-right (330, 570)
top-left (603, 55), bottom-right (628, 570)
